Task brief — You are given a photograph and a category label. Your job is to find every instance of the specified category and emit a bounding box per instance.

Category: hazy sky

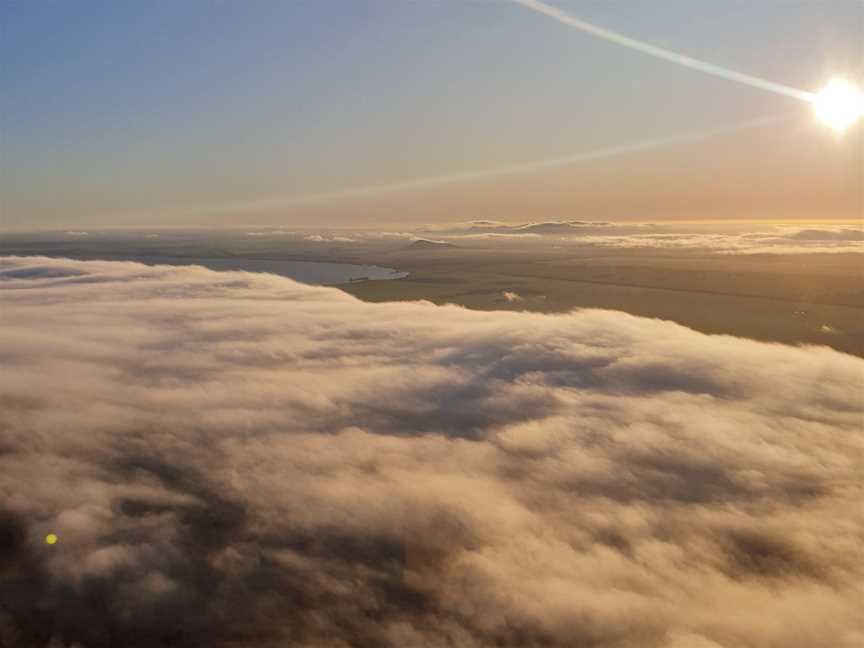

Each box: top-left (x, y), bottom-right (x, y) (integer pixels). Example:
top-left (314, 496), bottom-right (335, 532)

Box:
top-left (2, 0), bottom-right (862, 229)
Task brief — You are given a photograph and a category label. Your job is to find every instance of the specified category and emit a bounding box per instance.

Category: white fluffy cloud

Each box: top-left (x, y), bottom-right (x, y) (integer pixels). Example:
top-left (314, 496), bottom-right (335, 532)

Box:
top-left (569, 226), bottom-right (864, 254)
top-left (1, 256), bottom-right (862, 648)
top-left (433, 223), bottom-right (864, 254)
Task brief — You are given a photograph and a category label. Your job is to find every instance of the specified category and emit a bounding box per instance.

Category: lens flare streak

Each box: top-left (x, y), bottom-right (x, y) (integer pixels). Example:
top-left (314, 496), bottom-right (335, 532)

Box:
top-left (511, 0), bottom-right (816, 102)
top-left (171, 114), bottom-right (787, 215)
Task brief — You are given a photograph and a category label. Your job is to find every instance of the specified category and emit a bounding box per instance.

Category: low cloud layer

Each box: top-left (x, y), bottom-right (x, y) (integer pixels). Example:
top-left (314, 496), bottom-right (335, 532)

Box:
top-left (1, 256), bottom-right (862, 648)
top-left (432, 222), bottom-right (864, 254)
top-left (568, 226), bottom-right (864, 254)
top-left (218, 223), bottom-right (864, 254)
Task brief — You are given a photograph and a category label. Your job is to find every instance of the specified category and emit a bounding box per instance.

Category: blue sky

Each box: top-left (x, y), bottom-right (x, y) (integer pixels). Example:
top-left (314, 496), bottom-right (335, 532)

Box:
top-left (2, 0), bottom-right (862, 228)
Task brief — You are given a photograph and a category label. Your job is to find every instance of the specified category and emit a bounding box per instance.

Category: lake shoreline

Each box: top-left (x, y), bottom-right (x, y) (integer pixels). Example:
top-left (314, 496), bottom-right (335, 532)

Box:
top-left (3, 253), bottom-right (408, 286)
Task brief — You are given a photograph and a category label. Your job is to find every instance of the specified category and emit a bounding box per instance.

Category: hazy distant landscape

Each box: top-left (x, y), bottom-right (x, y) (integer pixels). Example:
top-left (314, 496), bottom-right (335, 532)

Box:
top-left (5, 222), bottom-right (862, 356)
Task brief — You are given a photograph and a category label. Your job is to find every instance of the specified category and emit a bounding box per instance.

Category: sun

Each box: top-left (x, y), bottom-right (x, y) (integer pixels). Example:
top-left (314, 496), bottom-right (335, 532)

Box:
top-left (813, 79), bottom-right (864, 131)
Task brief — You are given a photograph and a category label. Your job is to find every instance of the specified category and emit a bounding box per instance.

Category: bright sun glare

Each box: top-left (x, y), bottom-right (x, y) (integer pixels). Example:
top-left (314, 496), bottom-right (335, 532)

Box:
top-left (813, 79), bottom-right (864, 131)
